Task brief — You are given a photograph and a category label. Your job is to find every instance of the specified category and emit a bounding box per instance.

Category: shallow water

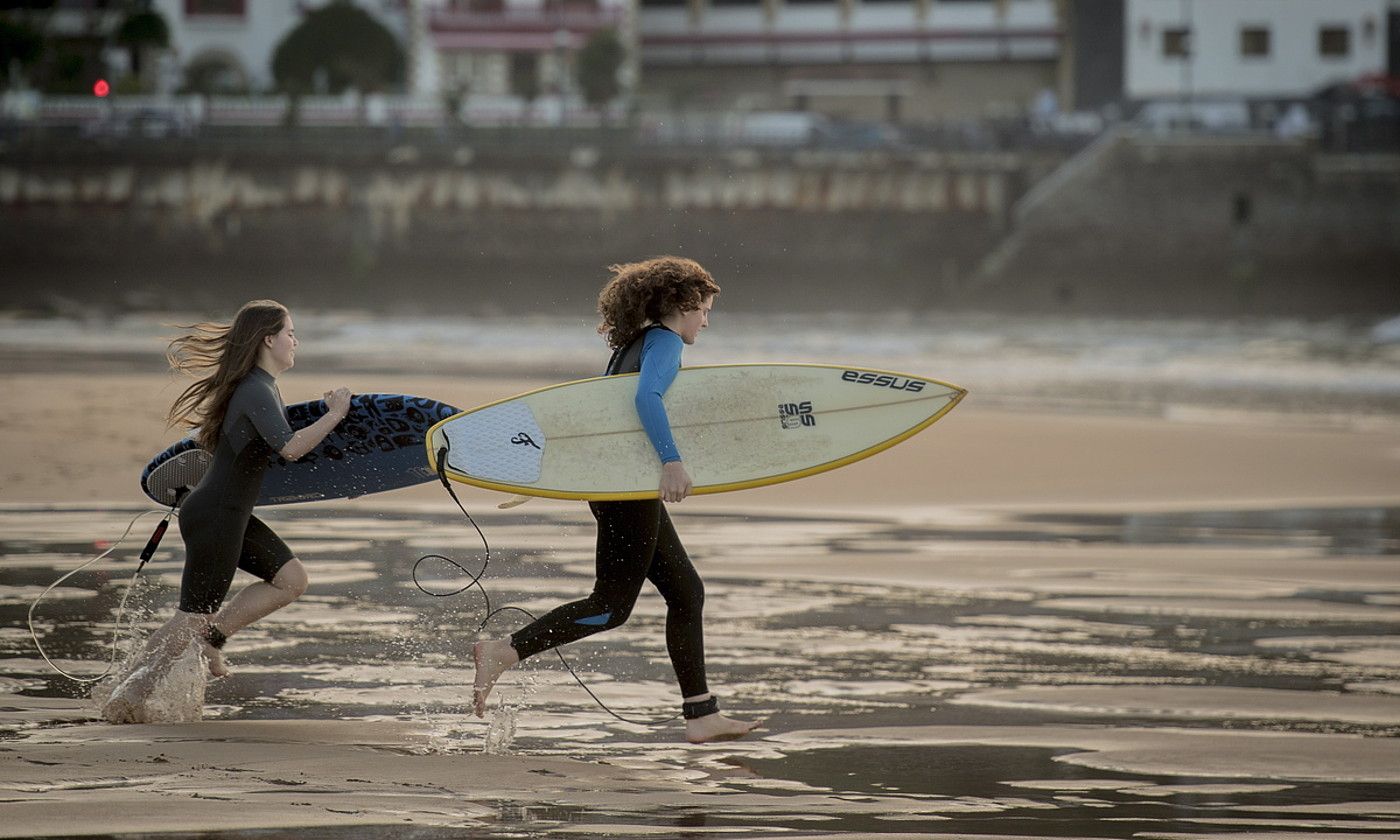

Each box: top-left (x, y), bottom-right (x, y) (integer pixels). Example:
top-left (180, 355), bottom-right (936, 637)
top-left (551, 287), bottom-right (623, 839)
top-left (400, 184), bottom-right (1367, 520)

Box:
top-left (4, 503), bottom-right (1400, 836)
top-left (5, 310), bottom-right (1400, 427)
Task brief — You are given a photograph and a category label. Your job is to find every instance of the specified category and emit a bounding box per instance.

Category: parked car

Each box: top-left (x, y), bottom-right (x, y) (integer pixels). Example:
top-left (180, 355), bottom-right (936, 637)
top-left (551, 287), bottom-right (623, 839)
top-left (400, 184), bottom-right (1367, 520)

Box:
top-left (812, 119), bottom-right (906, 151)
top-left (1313, 75), bottom-right (1400, 152)
top-left (81, 108), bottom-right (195, 140)
top-left (1135, 99), bottom-right (1251, 134)
top-left (733, 111), bottom-right (829, 147)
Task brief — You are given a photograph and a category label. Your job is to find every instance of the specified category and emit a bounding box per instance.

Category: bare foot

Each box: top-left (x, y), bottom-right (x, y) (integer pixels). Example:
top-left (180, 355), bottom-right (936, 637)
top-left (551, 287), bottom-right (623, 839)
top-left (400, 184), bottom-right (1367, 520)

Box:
top-left (685, 713), bottom-right (762, 744)
top-left (200, 641), bottom-right (230, 678)
top-left (472, 639), bottom-right (519, 717)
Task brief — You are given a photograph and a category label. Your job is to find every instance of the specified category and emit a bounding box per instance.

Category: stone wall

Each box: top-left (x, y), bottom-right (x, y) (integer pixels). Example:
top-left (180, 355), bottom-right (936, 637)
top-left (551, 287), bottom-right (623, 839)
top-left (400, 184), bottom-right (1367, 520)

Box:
top-left (4, 137), bottom-right (1395, 318)
top-left (976, 132), bottom-right (1400, 317)
top-left (0, 150), bottom-right (1018, 314)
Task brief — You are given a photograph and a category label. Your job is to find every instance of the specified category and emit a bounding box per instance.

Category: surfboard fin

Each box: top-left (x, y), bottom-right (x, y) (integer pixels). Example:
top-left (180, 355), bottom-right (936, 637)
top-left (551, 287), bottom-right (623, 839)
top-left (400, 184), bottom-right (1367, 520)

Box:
top-left (497, 494), bottom-right (533, 510)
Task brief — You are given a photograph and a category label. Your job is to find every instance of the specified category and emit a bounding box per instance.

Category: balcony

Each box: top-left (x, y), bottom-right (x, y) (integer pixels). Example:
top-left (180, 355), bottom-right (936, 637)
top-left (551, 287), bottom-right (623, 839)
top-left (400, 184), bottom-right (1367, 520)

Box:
top-left (430, 1), bottom-right (625, 51)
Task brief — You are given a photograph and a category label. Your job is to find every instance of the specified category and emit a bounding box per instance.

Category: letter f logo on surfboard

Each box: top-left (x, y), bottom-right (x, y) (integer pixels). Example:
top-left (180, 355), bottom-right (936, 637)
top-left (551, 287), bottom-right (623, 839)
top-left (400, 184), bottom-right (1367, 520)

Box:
top-left (426, 364), bottom-right (965, 502)
top-left (511, 432), bottom-right (541, 450)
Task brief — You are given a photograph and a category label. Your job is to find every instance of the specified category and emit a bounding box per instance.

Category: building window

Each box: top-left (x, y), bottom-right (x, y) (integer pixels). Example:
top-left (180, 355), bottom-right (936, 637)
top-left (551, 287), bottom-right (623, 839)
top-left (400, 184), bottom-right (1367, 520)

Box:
top-left (1162, 28), bottom-right (1190, 59)
top-left (185, 0), bottom-right (246, 15)
top-left (1239, 26), bottom-right (1269, 58)
top-left (1319, 26), bottom-right (1350, 58)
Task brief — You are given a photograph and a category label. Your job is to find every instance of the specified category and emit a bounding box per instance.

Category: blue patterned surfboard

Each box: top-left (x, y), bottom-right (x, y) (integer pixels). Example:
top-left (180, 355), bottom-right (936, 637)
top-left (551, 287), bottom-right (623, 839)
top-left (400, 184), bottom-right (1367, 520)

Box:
top-left (141, 394), bottom-right (460, 506)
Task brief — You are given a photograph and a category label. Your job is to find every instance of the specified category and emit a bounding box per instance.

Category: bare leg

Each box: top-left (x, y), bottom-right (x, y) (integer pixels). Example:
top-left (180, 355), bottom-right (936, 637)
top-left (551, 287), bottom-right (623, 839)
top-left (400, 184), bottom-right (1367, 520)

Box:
top-left (212, 559), bottom-right (308, 634)
top-left (683, 692), bottom-right (761, 744)
top-left (202, 560), bottom-right (309, 675)
top-left (472, 638), bottom-right (520, 717)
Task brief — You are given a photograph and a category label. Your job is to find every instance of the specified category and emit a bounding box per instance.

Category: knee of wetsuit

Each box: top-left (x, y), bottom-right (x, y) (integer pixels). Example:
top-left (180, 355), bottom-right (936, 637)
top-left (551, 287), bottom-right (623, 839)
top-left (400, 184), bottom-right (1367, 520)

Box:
top-left (662, 578), bottom-right (704, 615)
top-left (687, 578), bottom-right (705, 613)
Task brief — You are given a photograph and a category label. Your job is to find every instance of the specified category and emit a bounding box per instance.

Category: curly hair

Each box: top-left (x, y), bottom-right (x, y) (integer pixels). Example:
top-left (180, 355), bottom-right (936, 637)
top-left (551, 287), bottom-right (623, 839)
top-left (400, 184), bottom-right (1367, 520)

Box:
top-left (596, 257), bottom-right (721, 350)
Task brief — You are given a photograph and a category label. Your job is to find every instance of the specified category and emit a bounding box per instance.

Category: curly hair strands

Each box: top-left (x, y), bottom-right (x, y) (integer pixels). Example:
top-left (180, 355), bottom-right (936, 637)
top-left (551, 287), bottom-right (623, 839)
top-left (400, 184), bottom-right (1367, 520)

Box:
top-left (166, 300), bottom-right (289, 453)
top-left (596, 257), bottom-right (721, 350)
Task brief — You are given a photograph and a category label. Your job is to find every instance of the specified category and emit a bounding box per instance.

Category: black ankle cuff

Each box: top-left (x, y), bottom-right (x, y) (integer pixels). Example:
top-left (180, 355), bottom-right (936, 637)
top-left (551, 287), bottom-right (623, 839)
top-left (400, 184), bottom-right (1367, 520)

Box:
top-left (682, 697), bottom-right (719, 720)
top-left (204, 625), bottom-right (227, 649)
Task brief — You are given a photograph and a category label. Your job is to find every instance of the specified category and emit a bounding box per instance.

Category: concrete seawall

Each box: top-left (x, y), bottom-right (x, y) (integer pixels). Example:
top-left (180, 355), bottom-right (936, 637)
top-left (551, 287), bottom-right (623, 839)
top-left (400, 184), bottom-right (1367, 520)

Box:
top-left (0, 150), bottom-right (1016, 314)
top-left (2, 138), bottom-right (1395, 316)
top-left (976, 132), bottom-right (1400, 317)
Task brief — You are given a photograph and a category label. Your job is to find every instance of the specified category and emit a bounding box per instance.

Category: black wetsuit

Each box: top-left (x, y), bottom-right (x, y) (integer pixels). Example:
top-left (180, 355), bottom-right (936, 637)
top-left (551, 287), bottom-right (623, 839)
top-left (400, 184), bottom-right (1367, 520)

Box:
top-left (177, 367), bottom-right (297, 614)
top-left (509, 326), bottom-right (709, 698)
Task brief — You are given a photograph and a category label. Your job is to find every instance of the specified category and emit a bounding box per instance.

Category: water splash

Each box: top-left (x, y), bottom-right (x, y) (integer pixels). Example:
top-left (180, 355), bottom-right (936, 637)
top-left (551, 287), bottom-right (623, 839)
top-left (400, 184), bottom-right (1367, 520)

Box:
top-left (141, 643), bottom-right (207, 723)
top-left (482, 698), bottom-right (518, 754)
top-left (482, 667), bottom-right (543, 754)
top-left (90, 633), bottom-right (207, 724)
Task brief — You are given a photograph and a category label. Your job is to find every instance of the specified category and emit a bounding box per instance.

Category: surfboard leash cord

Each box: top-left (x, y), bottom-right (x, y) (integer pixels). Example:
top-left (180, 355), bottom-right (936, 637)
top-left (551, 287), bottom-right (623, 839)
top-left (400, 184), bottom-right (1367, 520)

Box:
top-left (416, 445), bottom-right (682, 727)
top-left (28, 505), bottom-right (175, 684)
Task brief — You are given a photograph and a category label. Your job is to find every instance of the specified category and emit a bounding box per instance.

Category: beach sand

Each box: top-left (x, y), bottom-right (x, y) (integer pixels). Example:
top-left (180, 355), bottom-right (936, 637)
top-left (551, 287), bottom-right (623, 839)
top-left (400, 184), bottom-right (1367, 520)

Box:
top-left (3, 370), bottom-right (1397, 511)
top-left (3, 368), bottom-right (1400, 838)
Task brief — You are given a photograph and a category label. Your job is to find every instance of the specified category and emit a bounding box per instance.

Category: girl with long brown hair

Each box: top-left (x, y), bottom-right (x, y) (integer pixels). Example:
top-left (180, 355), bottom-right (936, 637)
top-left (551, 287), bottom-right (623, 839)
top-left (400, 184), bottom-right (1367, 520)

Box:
top-left (103, 300), bottom-right (353, 723)
top-left (470, 257), bottom-right (761, 743)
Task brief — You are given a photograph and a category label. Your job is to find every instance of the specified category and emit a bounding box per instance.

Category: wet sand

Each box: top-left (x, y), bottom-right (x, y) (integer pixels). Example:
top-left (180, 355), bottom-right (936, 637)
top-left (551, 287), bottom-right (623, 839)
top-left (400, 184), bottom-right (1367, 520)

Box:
top-left (3, 369), bottom-right (1400, 837)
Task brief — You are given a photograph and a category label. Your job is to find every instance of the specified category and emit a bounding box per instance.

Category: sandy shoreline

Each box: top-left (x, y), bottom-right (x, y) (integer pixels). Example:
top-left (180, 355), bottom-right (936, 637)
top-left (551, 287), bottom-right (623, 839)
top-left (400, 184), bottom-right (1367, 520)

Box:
top-left (4, 367), bottom-right (1400, 838)
top-left (2, 370), bottom-right (1397, 511)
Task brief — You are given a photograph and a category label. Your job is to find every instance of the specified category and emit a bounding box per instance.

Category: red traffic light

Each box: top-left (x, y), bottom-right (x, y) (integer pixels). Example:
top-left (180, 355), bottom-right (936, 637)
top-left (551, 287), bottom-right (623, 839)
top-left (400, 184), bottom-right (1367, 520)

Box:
top-left (93, 79), bottom-right (110, 98)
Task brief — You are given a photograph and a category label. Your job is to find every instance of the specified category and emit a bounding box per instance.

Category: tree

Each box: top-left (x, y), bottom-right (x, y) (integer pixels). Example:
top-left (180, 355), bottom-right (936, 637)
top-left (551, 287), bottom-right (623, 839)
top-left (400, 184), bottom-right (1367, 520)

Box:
top-left (115, 4), bottom-right (170, 84)
top-left (271, 1), bottom-right (405, 96)
top-left (0, 18), bottom-right (44, 90)
top-left (575, 29), bottom-right (624, 110)
top-left (43, 40), bottom-right (104, 95)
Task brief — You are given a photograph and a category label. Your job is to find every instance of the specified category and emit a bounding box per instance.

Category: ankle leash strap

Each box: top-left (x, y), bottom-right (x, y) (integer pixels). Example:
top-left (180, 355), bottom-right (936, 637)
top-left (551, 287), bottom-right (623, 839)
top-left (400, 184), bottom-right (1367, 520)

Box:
top-left (682, 697), bottom-right (719, 719)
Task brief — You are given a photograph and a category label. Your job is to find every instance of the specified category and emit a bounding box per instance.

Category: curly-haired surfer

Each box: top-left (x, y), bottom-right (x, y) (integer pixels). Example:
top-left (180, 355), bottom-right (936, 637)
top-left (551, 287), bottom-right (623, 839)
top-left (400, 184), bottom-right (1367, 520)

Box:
top-left (471, 257), bottom-right (761, 743)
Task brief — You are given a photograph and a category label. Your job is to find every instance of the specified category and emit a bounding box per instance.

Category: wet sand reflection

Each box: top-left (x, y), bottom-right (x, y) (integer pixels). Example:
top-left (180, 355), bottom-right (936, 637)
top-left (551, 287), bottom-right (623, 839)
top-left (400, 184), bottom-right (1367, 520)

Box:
top-left (3, 503), bottom-right (1400, 837)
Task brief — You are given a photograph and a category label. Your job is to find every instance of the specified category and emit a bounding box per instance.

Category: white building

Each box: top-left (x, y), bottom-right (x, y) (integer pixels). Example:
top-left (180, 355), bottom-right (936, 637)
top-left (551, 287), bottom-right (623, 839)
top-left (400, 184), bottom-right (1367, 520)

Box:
top-left (35, 0), bottom-right (1062, 122)
top-left (409, 0), bottom-right (633, 101)
top-left (641, 0), bottom-right (1057, 67)
top-left (1125, 0), bottom-right (1390, 102)
top-left (151, 0), bottom-right (408, 94)
top-left (404, 0), bottom-right (1065, 121)
top-left (152, 0), bottom-right (302, 93)
top-left (638, 0), bottom-right (1062, 120)
top-left (150, 0), bottom-right (629, 110)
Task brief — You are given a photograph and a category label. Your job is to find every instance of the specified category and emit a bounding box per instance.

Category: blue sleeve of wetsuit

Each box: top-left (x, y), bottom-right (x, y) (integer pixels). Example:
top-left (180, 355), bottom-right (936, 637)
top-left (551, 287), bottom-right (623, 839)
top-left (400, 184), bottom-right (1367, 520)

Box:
top-left (243, 381), bottom-right (296, 452)
top-left (635, 329), bottom-right (683, 464)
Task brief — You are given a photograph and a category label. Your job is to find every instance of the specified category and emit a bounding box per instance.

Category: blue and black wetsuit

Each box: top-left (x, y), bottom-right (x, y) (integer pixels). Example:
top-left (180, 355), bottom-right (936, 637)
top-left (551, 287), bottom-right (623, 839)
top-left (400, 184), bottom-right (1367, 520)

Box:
top-left (509, 325), bottom-right (709, 698)
top-left (177, 366), bottom-right (297, 614)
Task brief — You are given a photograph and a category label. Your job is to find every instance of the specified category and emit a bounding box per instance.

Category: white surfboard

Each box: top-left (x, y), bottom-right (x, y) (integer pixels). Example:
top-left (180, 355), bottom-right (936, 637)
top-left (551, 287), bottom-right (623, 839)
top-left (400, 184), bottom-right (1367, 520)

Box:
top-left (426, 364), bottom-right (965, 501)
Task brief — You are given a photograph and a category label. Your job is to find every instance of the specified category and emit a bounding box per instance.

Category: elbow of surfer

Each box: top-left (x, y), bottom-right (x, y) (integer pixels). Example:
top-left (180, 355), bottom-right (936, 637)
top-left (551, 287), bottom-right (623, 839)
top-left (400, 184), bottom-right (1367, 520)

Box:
top-left (279, 389), bottom-right (352, 462)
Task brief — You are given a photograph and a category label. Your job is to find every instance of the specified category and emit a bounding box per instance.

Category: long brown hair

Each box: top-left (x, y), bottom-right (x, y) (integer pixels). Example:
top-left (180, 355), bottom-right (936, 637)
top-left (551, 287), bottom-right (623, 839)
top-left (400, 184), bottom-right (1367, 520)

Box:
top-left (596, 257), bottom-right (720, 350)
top-left (166, 300), bottom-right (289, 452)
